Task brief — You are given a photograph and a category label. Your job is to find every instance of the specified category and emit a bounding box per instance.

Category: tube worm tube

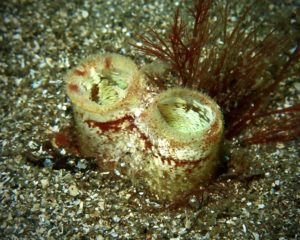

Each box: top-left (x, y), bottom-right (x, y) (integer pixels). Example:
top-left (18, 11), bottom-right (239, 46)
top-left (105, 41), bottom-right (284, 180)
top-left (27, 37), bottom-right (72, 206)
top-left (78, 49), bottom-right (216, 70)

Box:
top-left (133, 88), bottom-right (224, 201)
top-left (64, 53), bottom-right (143, 169)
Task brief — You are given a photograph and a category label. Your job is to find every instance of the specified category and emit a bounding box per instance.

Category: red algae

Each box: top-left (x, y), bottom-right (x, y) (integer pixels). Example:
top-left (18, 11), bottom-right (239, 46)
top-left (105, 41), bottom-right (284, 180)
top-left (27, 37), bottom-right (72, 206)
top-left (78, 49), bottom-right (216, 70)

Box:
top-left (68, 83), bottom-right (79, 93)
top-left (134, 0), bottom-right (300, 145)
top-left (85, 115), bottom-right (135, 133)
top-left (73, 69), bottom-right (87, 77)
top-left (104, 56), bottom-right (113, 69)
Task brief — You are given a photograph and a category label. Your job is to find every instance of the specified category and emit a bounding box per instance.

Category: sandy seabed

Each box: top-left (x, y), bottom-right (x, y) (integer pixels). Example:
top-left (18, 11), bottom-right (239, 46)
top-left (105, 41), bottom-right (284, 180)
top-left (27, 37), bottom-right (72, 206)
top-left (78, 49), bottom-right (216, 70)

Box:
top-left (0, 0), bottom-right (299, 239)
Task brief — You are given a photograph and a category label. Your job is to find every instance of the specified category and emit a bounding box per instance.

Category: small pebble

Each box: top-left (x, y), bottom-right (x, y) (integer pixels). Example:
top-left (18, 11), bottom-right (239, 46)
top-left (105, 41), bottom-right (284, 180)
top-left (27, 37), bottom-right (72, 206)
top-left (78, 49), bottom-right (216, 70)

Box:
top-left (112, 216), bottom-right (120, 223)
top-left (40, 179), bottom-right (49, 189)
top-left (69, 185), bottom-right (79, 197)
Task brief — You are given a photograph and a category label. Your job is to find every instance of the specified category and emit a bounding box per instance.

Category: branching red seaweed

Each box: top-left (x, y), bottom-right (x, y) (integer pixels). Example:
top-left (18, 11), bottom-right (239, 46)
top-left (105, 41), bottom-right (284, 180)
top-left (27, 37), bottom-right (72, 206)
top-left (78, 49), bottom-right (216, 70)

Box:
top-left (133, 0), bottom-right (300, 144)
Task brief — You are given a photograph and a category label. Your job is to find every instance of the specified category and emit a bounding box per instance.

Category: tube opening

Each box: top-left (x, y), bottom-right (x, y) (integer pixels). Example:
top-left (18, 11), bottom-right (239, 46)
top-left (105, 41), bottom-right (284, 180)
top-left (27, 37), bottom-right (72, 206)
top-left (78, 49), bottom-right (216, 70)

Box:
top-left (157, 96), bottom-right (216, 134)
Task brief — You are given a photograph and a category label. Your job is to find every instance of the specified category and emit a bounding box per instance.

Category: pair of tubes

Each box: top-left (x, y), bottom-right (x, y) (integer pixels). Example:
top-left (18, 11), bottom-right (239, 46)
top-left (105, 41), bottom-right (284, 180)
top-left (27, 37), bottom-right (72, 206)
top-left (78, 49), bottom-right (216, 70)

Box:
top-left (64, 53), bottom-right (223, 202)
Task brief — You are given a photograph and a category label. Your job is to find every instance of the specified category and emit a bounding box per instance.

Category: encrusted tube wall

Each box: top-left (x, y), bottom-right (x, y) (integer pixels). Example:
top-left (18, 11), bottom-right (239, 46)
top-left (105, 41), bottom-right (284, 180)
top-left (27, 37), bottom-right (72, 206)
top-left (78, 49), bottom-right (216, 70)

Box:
top-left (132, 88), bottom-right (224, 201)
top-left (64, 53), bottom-right (143, 170)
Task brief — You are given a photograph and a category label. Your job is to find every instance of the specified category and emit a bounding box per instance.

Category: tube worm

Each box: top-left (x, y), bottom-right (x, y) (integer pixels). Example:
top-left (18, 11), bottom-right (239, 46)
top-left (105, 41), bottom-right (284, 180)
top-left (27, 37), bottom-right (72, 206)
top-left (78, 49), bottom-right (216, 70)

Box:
top-left (64, 53), bottom-right (224, 202)
top-left (131, 88), bottom-right (224, 201)
top-left (64, 53), bottom-right (143, 170)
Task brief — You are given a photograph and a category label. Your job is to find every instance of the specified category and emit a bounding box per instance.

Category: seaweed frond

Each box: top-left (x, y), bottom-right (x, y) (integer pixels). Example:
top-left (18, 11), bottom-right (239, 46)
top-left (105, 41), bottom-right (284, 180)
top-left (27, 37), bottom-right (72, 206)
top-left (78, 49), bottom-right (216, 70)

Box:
top-left (241, 104), bottom-right (300, 145)
top-left (133, 0), bottom-right (300, 144)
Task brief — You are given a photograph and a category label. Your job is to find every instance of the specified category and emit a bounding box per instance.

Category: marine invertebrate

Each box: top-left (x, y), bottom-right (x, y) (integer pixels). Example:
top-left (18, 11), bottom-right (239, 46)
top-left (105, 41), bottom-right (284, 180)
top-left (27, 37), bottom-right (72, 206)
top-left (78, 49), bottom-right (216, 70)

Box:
top-left (64, 53), bottom-right (143, 169)
top-left (132, 88), bottom-right (224, 201)
top-left (134, 0), bottom-right (300, 144)
top-left (64, 53), bottom-right (224, 201)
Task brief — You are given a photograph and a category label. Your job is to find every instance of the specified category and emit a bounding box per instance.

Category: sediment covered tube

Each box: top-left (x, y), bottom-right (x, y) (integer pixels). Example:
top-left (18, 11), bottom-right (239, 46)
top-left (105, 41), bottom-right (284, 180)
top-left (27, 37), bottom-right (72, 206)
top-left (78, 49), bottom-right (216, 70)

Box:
top-left (133, 88), bottom-right (224, 201)
top-left (64, 53), bottom-right (143, 168)
top-left (64, 54), bottom-right (224, 202)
